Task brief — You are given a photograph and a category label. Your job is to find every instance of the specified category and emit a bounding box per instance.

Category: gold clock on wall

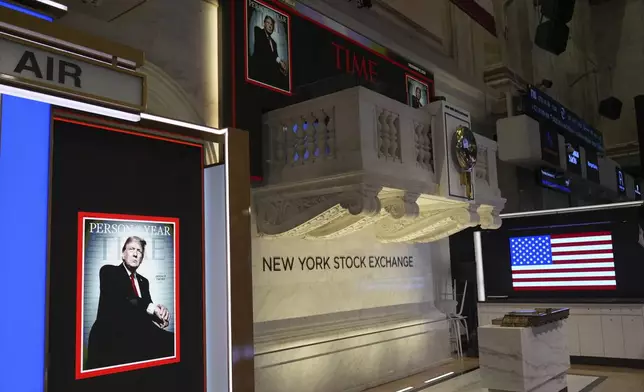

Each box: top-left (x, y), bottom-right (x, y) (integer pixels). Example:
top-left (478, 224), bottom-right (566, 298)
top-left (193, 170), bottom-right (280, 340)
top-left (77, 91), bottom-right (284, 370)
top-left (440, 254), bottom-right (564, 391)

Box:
top-left (452, 125), bottom-right (477, 200)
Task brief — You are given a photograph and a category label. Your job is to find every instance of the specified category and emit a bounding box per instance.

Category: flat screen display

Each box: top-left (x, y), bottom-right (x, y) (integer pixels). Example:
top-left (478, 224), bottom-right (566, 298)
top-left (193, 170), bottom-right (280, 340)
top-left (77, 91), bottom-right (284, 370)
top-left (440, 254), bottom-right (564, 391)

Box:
top-left (537, 167), bottom-right (571, 193)
top-left (566, 141), bottom-right (581, 175)
top-left (481, 206), bottom-right (644, 300)
top-left (585, 148), bottom-right (600, 183)
top-left (616, 167), bottom-right (626, 194)
top-left (48, 117), bottom-right (205, 391)
top-left (539, 124), bottom-right (560, 167)
top-left (522, 86), bottom-right (603, 153)
top-left (76, 212), bottom-right (180, 379)
top-left (509, 231), bottom-right (615, 291)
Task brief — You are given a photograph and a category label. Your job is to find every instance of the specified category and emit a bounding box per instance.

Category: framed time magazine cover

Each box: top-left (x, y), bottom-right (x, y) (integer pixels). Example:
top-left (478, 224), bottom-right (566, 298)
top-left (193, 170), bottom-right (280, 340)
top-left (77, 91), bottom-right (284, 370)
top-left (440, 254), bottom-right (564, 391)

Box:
top-left (405, 74), bottom-right (430, 109)
top-left (76, 212), bottom-right (180, 379)
top-left (47, 117), bottom-right (205, 391)
top-left (245, 0), bottom-right (293, 95)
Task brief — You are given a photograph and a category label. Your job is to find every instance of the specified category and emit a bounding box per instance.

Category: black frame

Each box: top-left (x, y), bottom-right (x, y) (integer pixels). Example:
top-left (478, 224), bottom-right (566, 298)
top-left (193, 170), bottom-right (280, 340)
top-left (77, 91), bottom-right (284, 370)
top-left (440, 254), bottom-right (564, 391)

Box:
top-left (46, 115), bottom-right (206, 392)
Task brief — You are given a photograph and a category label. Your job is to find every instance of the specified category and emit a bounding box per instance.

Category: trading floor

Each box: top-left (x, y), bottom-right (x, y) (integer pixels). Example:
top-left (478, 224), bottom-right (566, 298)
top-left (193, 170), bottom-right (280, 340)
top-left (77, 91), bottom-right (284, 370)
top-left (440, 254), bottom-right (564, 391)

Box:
top-left (364, 358), bottom-right (644, 392)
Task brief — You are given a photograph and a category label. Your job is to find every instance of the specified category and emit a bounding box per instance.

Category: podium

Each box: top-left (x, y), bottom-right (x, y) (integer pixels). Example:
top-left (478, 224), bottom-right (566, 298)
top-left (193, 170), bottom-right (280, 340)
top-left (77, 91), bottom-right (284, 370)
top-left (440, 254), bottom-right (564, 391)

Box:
top-left (478, 322), bottom-right (570, 392)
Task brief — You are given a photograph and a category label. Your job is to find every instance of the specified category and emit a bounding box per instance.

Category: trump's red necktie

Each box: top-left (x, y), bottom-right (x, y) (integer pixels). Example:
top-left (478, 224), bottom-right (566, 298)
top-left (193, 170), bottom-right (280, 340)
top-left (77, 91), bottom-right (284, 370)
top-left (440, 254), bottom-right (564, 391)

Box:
top-left (130, 274), bottom-right (139, 297)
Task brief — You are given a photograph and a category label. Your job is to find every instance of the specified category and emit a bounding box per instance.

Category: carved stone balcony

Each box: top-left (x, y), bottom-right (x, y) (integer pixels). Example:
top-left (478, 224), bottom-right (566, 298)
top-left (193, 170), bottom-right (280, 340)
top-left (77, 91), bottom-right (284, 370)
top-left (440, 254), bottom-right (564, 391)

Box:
top-left (254, 86), bottom-right (505, 242)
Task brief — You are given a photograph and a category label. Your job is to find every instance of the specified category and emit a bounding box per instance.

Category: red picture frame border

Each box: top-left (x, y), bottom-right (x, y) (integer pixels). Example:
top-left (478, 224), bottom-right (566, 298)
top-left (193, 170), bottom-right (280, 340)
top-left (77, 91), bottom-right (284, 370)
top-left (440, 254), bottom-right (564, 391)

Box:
top-left (405, 73), bottom-right (430, 107)
top-left (51, 115), bottom-right (206, 388)
top-left (75, 212), bottom-right (181, 379)
top-left (244, 0), bottom-right (294, 96)
top-left (74, 212), bottom-right (181, 380)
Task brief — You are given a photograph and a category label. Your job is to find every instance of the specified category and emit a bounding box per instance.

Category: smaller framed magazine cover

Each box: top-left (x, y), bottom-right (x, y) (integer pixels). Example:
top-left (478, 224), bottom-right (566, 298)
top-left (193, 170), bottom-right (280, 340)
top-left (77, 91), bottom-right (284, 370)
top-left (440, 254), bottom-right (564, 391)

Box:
top-left (76, 212), bottom-right (180, 379)
top-left (405, 74), bottom-right (430, 109)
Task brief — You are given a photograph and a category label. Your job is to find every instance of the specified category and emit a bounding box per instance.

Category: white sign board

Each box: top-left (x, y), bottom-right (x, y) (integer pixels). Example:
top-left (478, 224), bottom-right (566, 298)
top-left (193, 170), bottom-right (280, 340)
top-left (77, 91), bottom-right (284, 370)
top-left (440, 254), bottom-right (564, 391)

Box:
top-left (0, 37), bottom-right (145, 110)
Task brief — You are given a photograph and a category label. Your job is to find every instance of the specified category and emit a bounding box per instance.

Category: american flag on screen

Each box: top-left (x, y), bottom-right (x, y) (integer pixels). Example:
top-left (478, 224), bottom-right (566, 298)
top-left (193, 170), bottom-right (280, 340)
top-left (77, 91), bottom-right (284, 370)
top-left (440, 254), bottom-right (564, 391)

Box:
top-left (510, 231), bottom-right (616, 291)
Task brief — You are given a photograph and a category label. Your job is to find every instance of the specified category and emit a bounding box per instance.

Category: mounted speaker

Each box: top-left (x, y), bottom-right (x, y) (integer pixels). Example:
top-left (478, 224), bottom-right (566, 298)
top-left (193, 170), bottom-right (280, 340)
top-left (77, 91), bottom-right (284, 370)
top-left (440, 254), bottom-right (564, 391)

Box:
top-left (598, 96), bottom-right (622, 120)
top-left (540, 0), bottom-right (576, 23)
top-left (535, 20), bottom-right (569, 55)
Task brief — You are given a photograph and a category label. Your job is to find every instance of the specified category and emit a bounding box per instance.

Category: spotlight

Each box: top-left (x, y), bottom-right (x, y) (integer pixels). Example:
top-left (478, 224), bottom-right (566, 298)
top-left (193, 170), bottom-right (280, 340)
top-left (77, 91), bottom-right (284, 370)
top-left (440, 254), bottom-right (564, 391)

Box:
top-left (538, 79), bottom-right (553, 89)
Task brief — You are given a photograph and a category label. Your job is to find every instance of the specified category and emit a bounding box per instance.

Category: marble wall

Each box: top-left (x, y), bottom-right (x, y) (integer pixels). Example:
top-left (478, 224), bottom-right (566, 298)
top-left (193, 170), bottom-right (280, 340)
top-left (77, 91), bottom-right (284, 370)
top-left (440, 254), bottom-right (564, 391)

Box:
top-left (251, 221), bottom-right (453, 391)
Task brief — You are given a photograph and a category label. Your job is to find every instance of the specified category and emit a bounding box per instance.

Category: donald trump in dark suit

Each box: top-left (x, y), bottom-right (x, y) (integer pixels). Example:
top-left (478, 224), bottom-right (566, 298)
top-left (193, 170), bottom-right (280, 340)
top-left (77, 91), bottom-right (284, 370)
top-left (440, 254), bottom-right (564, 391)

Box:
top-left (411, 86), bottom-right (424, 109)
top-left (86, 236), bottom-right (174, 369)
top-left (250, 15), bottom-right (289, 91)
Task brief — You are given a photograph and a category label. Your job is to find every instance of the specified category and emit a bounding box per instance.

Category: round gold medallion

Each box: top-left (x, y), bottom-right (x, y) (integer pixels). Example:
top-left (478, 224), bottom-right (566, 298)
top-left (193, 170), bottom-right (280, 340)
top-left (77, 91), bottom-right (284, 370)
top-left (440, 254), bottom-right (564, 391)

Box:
top-left (452, 125), bottom-right (477, 199)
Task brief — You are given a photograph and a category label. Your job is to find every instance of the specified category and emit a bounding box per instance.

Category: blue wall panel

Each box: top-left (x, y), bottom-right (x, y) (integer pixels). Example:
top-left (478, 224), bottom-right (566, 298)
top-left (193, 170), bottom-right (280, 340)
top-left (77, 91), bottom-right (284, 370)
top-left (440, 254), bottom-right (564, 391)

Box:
top-left (0, 95), bottom-right (51, 392)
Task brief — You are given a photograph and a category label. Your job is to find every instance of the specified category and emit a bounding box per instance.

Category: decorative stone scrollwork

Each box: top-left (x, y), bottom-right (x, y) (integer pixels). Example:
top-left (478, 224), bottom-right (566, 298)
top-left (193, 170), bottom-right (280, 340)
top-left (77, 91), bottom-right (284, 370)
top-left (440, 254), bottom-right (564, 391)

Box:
top-left (255, 186), bottom-right (503, 241)
top-left (256, 184), bottom-right (386, 239)
top-left (414, 121), bottom-right (433, 172)
top-left (340, 184), bottom-right (383, 216)
top-left (453, 204), bottom-right (481, 227)
top-left (383, 192), bottom-right (421, 219)
top-left (255, 194), bottom-right (344, 238)
top-left (260, 195), bottom-right (329, 226)
top-left (377, 209), bottom-right (452, 243)
top-left (255, 87), bottom-right (506, 242)
top-left (306, 213), bottom-right (387, 240)
top-left (475, 145), bottom-right (489, 185)
top-left (376, 107), bottom-right (401, 161)
top-left (376, 203), bottom-right (483, 243)
top-left (480, 209), bottom-right (502, 230)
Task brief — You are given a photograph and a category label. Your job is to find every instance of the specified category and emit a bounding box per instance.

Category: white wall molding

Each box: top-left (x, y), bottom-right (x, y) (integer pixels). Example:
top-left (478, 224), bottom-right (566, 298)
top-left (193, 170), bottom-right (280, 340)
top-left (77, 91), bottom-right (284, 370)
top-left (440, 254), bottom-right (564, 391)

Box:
top-left (141, 61), bottom-right (204, 124)
top-left (255, 87), bottom-right (505, 242)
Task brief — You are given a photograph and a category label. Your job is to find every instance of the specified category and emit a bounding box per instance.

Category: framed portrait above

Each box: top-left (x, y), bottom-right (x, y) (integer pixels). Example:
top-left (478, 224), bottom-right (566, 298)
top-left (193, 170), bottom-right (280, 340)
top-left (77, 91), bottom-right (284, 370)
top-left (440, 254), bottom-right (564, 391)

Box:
top-left (76, 212), bottom-right (180, 379)
top-left (405, 74), bottom-right (429, 109)
top-left (223, 0), bottom-right (434, 180)
top-left (245, 0), bottom-right (292, 94)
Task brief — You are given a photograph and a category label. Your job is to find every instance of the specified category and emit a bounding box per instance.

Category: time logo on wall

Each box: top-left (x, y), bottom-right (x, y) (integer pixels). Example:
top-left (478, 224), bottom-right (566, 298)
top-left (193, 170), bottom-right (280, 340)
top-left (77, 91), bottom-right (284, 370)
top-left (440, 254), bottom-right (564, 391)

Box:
top-left (245, 0), bottom-right (292, 95)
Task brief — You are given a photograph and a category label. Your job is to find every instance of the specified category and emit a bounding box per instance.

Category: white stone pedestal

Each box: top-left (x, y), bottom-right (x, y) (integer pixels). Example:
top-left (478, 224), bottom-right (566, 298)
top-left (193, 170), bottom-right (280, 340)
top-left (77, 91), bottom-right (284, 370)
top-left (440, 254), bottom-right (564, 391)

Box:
top-left (478, 321), bottom-right (570, 392)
